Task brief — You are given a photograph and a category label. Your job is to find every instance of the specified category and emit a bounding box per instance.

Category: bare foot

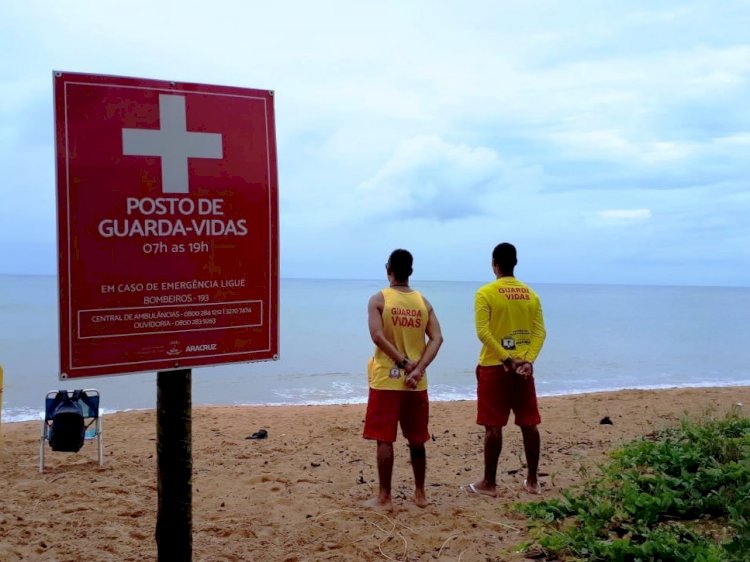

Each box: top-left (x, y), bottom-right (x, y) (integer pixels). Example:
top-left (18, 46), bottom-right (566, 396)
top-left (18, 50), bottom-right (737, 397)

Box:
top-left (523, 479), bottom-right (541, 495)
top-left (463, 482), bottom-right (497, 498)
top-left (414, 489), bottom-right (428, 508)
top-left (363, 496), bottom-right (393, 510)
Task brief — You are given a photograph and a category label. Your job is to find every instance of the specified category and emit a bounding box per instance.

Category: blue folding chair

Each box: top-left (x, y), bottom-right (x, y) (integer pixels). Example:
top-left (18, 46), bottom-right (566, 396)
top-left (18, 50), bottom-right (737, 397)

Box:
top-left (39, 389), bottom-right (103, 473)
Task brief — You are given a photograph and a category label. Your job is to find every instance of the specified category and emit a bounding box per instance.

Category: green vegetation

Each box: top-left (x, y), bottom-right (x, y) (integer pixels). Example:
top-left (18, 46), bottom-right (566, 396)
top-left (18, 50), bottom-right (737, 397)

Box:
top-left (517, 413), bottom-right (750, 561)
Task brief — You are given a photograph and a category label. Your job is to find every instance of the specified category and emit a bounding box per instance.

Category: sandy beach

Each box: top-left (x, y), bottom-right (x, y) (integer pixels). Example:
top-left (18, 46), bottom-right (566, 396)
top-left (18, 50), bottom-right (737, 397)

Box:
top-left (1, 386), bottom-right (748, 561)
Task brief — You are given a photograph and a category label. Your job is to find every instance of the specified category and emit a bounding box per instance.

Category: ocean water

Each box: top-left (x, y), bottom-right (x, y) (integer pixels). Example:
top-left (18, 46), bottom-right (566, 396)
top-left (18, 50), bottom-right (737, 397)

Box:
top-left (1, 275), bottom-right (749, 422)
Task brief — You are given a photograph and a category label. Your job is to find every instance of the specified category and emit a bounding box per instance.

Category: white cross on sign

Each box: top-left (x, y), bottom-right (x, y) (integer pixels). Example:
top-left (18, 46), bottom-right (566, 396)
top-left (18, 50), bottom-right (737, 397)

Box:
top-left (122, 94), bottom-right (223, 194)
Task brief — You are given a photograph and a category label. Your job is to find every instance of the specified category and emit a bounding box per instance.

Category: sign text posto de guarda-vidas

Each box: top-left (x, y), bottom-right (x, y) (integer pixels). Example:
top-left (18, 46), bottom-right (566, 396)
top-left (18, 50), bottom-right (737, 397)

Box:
top-left (54, 72), bottom-right (279, 378)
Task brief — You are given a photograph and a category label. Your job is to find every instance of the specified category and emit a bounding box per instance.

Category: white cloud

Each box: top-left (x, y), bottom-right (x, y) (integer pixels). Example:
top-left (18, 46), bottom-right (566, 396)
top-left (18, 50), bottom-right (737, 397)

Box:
top-left (545, 130), bottom-right (696, 165)
top-left (596, 209), bottom-right (653, 222)
top-left (354, 136), bottom-right (505, 220)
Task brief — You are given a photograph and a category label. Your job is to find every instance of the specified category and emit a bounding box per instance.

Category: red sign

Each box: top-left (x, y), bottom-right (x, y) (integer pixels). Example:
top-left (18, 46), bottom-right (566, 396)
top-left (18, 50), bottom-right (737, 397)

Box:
top-left (54, 71), bottom-right (279, 378)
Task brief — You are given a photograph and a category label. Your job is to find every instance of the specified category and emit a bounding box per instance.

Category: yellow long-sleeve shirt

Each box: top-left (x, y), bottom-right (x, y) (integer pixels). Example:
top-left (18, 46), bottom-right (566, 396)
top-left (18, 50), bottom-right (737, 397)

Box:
top-left (475, 276), bottom-right (546, 366)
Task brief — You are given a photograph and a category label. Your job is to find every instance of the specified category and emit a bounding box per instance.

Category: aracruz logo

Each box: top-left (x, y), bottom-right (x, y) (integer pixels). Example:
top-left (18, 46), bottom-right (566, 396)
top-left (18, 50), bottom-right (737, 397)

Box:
top-left (185, 344), bottom-right (218, 352)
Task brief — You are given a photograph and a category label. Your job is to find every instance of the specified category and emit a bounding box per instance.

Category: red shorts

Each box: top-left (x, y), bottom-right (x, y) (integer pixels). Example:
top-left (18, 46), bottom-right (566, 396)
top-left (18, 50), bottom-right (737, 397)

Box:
top-left (476, 365), bottom-right (541, 427)
top-left (363, 389), bottom-right (430, 445)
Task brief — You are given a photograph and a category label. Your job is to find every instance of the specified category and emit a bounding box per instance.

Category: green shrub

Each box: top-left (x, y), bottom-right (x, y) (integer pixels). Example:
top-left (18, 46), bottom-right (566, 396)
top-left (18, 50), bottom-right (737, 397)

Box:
top-left (517, 414), bottom-right (750, 561)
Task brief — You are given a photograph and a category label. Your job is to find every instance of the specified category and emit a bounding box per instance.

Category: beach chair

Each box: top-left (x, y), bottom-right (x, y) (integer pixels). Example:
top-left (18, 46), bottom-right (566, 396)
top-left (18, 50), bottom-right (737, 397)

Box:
top-left (39, 389), bottom-right (103, 473)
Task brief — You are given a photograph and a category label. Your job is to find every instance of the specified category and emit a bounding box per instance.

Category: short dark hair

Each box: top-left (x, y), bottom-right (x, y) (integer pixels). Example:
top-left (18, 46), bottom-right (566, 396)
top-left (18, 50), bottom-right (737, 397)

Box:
top-left (492, 242), bottom-right (517, 273)
top-left (387, 249), bottom-right (413, 282)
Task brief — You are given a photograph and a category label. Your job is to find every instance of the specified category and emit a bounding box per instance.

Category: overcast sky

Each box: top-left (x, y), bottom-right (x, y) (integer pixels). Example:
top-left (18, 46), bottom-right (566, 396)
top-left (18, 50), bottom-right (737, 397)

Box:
top-left (2, 1), bottom-right (748, 286)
